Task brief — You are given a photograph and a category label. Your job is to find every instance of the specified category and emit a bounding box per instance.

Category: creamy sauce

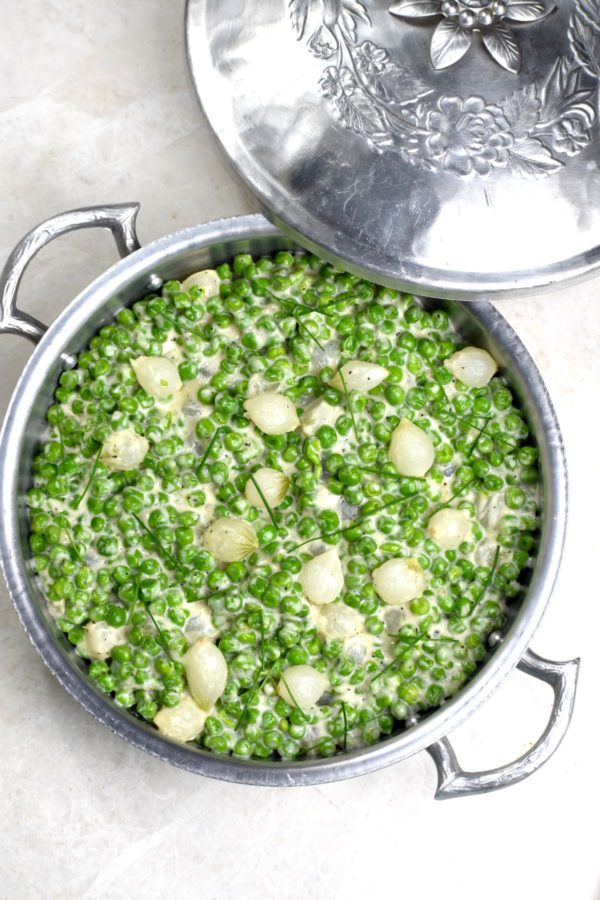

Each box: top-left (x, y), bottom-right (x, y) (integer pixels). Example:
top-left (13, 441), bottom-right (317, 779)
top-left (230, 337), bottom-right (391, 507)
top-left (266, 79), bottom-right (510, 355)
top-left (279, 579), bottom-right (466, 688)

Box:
top-left (29, 258), bottom-right (540, 758)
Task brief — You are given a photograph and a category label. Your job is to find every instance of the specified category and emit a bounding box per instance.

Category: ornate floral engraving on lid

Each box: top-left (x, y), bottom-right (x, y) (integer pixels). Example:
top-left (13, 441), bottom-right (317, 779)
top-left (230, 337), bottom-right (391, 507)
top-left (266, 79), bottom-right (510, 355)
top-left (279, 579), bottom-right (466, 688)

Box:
top-left (291, 0), bottom-right (599, 179)
top-left (388, 0), bottom-right (557, 73)
top-left (187, 0), bottom-right (600, 297)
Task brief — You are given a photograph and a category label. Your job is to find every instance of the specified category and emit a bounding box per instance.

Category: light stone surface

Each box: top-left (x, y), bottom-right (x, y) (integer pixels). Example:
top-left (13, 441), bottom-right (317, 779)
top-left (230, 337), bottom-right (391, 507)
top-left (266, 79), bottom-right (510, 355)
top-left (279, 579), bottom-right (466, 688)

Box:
top-left (0, 3), bottom-right (598, 898)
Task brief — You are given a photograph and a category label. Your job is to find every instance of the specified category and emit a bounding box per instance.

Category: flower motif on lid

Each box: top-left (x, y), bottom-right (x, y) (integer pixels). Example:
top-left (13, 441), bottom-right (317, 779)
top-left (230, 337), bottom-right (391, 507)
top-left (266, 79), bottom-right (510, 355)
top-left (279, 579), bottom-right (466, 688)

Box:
top-left (551, 106), bottom-right (595, 156)
top-left (426, 96), bottom-right (513, 174)
top-left (309, 25), bottom-right (338, 59)
top-left (354, 40), bottom-right (389, 75)
top-left (290, 0), bottom-right (599, 179)
top-left (388, 0), bottom-right (557, 73)
top-left (320, 66), bottom-right (356, 99)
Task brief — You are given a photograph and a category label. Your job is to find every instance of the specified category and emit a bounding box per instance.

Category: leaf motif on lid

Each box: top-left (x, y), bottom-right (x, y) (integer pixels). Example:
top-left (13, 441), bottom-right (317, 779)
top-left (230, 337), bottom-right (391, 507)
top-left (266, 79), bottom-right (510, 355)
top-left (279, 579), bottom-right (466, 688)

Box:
top-left (430, 21), bottom-right (472, 70)
top-left (481, 24), bottom-right (521, 74)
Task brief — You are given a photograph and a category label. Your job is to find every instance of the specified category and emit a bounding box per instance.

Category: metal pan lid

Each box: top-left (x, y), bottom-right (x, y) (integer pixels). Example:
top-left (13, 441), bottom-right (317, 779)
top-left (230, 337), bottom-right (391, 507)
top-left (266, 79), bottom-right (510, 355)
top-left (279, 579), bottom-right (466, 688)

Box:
top-left (186, 0), bottom-right (600, 299)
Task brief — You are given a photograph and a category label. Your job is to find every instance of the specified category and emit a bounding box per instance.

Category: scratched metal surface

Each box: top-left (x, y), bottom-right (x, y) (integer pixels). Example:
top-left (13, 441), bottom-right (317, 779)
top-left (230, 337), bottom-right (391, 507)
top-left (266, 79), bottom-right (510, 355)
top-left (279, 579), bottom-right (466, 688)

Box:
top-left (186, 0), bottom-right (600, 299)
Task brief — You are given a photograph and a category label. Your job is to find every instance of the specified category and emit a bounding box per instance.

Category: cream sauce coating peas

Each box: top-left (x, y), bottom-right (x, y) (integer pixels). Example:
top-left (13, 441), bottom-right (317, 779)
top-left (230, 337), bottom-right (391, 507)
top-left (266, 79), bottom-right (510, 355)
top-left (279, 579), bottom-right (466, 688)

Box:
top-left (28, 253), bottom-right (540, 760)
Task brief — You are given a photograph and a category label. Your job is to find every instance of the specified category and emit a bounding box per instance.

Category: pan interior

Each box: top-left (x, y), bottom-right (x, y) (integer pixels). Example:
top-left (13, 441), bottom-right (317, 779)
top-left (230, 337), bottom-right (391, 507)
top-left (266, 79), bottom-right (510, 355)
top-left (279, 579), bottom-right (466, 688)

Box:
top-left (1, 216), bottom-right (566, 785)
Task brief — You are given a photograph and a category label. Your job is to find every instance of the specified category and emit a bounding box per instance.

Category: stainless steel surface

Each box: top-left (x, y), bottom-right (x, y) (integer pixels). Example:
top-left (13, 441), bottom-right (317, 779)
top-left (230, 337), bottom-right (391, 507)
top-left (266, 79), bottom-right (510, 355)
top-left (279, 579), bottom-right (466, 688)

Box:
top-left (0, 206), bottom-right (573, 793)
top-left (0, 204), bottom-right (141, 345)
top-left (427, 648), bottom-right (580, 798)
top-left (186, 0), bottom-right (600, 299)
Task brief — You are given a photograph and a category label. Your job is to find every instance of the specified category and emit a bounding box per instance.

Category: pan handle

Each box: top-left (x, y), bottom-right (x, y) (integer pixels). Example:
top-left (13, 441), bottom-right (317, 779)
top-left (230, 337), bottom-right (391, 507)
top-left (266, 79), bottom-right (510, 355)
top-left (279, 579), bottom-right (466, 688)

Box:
top-left (426, 648), bottom-right (579, 799)
top-left (0, 203), bottom-right (141, 345)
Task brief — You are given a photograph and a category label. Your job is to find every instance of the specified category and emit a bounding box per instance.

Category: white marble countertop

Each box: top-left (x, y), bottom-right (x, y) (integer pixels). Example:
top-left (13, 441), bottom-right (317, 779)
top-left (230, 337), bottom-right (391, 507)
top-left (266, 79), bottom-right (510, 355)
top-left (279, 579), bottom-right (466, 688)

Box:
top-left (0, 3), bottom-right (597, 898)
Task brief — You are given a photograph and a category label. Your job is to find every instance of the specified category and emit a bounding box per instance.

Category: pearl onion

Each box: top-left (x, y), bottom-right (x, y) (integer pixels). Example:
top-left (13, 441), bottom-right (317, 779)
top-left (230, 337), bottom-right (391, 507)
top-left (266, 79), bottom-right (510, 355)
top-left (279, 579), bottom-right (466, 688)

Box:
top-left (300, 549), bottom-right (344, 605)
top-left (244, 392), bottom-right (300, 435)
top-left (131, 355), bottom-right (182, 399)
top-left (330, 360), bottom-right (389, 392)
top-left (244, 467), bottom-right (290, 509)
top-left (444, 346), bottom-right (498, 388)
top-left (204, 517), bottom-right (258, 562)
top-left (277, 665), bottom-right (329, 709)
top-left (101, 429), bottom-right (149, 471)
top-left (427, 509), bottom-right (471, 550)
top-left (318, 603), bottom-right (364, 639)
top-left (388, 418), bottom-right (435, 477)
top-left (154, 694), bottom-right (208, 742)
top-left (184, 638), bottom-right (228, 711)
top-left (84, 622), bottom-right (127, 660)
top-left (180, 268), bottom-right (221, 298)
top-left (372, 558), bottom-right (427, 606)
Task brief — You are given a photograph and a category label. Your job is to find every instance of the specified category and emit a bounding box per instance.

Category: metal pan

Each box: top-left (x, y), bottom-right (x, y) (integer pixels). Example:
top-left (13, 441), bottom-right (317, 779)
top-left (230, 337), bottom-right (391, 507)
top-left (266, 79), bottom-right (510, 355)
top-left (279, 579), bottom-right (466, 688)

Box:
top-left (0, 203), bottom-right (579, 797)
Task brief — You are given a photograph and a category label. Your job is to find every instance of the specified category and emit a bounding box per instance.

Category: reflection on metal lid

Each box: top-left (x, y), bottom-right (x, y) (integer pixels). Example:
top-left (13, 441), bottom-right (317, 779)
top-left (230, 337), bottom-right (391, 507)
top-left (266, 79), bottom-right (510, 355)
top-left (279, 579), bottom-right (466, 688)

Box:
top-left (186, 0), bottom-right (600, 299)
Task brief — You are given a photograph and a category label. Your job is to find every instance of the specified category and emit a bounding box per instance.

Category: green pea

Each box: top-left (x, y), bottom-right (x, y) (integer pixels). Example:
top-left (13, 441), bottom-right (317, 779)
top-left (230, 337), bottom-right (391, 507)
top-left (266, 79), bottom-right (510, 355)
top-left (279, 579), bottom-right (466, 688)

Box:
top-left (226, 561), bottom-right (247, 583)
top-left (178, 360), bottom-right (199, 381)
top-left (207, 570), bottom-right (228, 592)
top-left (106, 604), bottom-right (126, 628)
top-left (316, 425), bottom-right (337, 449)
top-left (366, 616), bottom-right (384, 635)
top-left (493, 388), bottom-right (512, 410)
top-left (373, 424), bottom-right (391, 442)
top-left (409, 597), bottom-right (430, 616)
top-left (505, 487), bottom-right (526, 509)
top-left (97, 536), bottom-right (119, 557)
top-left (257, 524), bottom-right (278, 545)
top-left (233, 739), bottom-right (252, 756)
top-left (287, 646), bottom-right (310, 666)
top-left (224, 432), bottom-right (244, 452)
top-left (398, 682), bottom-right (420, 704)
top-left (338, 465), bottom-right (362, 486)
top-left (473, 458), bottom-right (490, 478)
top-left (136, 700), bottom-right (158, 721)
top-left (484, 474), bottom-right (504, 491)
top-left (210, 462), bottom-right (228, 485)
top-left (473, 396), bottom-right (492, 415)
top-left (407, 388), bottom-right (427, 410)
top-left (111, 644), bottom-right (132, 663)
